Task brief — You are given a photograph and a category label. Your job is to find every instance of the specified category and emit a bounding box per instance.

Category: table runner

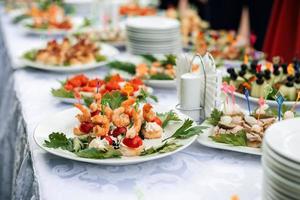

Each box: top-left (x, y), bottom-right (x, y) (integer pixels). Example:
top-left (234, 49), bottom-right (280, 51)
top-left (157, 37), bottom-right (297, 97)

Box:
top-left (0, 10), bottom-right (262, 200)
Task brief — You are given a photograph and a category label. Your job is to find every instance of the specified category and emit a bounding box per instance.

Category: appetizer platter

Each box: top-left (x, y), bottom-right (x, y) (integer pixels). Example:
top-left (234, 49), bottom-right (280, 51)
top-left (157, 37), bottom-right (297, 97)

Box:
top-left (119, 4), bottom-right (156, 17)
top-left (225, 57), bottom-right (300, 106)
top-left (21, 37), bottom-right (119, 72)
top-left (16, 2), bottom-right (86, 36)
top-left (193, 30), bottom-right (264, 65)
top-left (198, 92), bottom-right (298, 155)
top-left (34, 93), bottom-right (206, 165)
top-left (166, 8), bottom-right (209, 46)
top-left (51, 74), bottom-right (156, 104)
top-left (108, 54), bottom-right (181, 88)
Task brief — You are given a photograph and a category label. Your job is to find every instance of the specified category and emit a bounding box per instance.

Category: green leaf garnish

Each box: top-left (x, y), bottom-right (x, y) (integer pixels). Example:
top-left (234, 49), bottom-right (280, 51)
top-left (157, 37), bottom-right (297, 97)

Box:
top-left (209, 130), bottom-right (247, 146)
top-left (108, 61), bottom-right (136, 75)
top-left (141, 141), bottom-right (182, 156)
top-left (163, 119), bottom-right (207, 141)
top-left (141, 54), bottom-right (158, 62)
top-left (150, 73), bottom-right (173, 80)
top-left (23, 50), bottom-right (37, 61)
top-left (44, 132), bottom-right (73, 151)
top-left (51, 88), bottom-right (74, 98)
top-left (158, 110), bottom-right (181, 128)
top-left (13, 14), bottom-right (30, 24)
top-left (160, 54), bottom-right (176, 67)
top-left (95, 54), bottom-right (107, 62)
top-left (136, 89), bottom-right (158, 104)
top-left (75, 148), bottom-right (122, 159)
top-left (207, 108), bottom-right (223, 126)
top-left (101, 91), bottom-right (127, 109)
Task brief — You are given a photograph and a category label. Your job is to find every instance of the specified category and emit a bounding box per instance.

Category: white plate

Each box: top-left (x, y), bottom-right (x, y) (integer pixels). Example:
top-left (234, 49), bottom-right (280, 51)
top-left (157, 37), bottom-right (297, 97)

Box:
top-left (234, 92), bottom-right (300, 107)
top-left (34, 107), bottom-right (197, 165)
top-left (265, 118), bottom-right (300, 163)
top-left (20, 44), bottom-right (119, 72)
top-left (197, 121), bottom-right (262, 155)
top-left (263, 141), bottom-right (300, 170)
top-left (21, 16), bottom-right (86, 36)
top-left (126, 16), bottom-right (179, 30)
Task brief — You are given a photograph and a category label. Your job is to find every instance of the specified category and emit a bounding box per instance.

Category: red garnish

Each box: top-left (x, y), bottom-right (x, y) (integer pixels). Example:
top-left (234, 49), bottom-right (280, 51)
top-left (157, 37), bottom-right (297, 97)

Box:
top-left (129, 78), bottom-right (144, 86)
top-left (88, 79), bottom-right (104, 87)
top-left (105, 81), bottom-right (120, 91)
top-left (64, 84), bottom-right (73, 91)
top-left (79, 122), bottom-right (94, 133)
top-left (104, 136), bottom-right (113, 145)
top-left (81, 86), bottom-right (94, 92)
top-left (122, 136), bottom-right (143, 148)
top-left (111, 127), bottom-right (127, 137)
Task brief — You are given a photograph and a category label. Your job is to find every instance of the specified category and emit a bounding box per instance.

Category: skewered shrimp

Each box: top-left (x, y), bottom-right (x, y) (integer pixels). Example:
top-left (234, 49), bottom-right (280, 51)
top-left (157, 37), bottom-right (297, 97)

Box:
top-left (74, 103), bottom-right (91, 122)
top-left (126, 109), bottom-right (142, 138)
top-left (143, 103), bottom-right (156, 122)
top-left (91, 115), bottom-right (110, 136)
top-left (104, 106), bottom-right (113, 120)
top-left (121, 97), bottom-right (136, 115)
top-left (112, 107), bottom-right (130, 127)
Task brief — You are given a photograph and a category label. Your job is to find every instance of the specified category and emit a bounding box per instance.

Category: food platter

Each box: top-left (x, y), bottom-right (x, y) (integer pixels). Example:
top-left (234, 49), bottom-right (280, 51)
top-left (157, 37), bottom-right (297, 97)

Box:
top-left (20, 43), bottom-right (119, 72)
top-left (34, 106), bottom-right (198, 165)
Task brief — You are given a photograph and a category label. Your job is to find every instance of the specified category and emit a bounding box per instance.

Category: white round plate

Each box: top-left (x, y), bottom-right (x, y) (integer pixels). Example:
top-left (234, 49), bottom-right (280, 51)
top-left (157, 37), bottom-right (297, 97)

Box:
top-left (262, 154), bottom-right (300, 184)
top-left (34, 107), bottom-right (197, 165)
top-left (126, 16), bottom-right (179, 30)
top-left (20, 44), bottom-right (119, 72)
top-left (265, 118), bottom-right (300, 163)
top-left (197, 121), bottom-right (262, 155)
top-left (262, 162), bottom-right (300, 197)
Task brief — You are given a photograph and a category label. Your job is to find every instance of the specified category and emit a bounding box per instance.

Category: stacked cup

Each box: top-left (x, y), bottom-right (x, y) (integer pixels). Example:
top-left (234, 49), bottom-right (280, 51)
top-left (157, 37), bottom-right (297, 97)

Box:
top-left (262, 118), bottom-right (300, 200)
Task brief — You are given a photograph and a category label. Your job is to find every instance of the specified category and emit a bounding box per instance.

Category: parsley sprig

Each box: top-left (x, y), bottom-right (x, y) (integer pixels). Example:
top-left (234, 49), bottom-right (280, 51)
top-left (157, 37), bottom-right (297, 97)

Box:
top-left (209, 130), bottom-right (247, 146)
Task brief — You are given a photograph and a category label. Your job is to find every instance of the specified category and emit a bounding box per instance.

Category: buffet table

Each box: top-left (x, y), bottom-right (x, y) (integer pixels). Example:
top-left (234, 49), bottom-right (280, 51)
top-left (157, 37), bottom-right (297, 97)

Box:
top-left (0, 10), bottom-right (262, 200)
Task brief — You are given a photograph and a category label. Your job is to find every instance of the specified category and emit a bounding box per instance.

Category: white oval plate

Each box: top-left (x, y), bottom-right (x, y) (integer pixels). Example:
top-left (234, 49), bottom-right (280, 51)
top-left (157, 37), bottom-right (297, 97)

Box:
top-left (34, 107), bottom-right (197, 165)
top-left (20, 44), bottom-right (119, 72)
top-left (197, 121), bottom-right (262, 155)
top-left (234, 91), bottom-right (300, 107)
top-left (265, 118), bottom-right (300, 163)
top-left (21, 16), bottom-right (85, 36)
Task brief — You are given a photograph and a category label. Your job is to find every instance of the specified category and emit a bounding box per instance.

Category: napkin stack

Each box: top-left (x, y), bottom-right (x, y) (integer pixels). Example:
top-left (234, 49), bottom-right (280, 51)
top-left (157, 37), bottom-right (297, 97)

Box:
top-left (176, 53), bottom-right (221, 121)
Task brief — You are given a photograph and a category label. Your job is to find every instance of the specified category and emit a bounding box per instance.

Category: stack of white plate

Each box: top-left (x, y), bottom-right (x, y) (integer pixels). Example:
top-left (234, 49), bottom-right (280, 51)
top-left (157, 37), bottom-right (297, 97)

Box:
top-left (262, 118), bottom-right (300, 200)
top-left (126, 16), bottom-right (182, 55)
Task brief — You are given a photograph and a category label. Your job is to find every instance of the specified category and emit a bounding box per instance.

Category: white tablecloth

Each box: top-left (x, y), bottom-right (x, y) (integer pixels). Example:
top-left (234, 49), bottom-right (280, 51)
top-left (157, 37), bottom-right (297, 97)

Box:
top-left (0, 10), bottom-right (262, 200)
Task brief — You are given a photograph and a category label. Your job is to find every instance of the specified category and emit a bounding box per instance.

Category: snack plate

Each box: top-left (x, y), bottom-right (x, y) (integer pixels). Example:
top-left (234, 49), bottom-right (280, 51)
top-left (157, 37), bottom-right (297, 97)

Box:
top-left (20, 44), bottom-right (119, 72)
top-left (197, 121), bottom-right (262, 155)
top-left (34, 106), bottom-right (198, 165)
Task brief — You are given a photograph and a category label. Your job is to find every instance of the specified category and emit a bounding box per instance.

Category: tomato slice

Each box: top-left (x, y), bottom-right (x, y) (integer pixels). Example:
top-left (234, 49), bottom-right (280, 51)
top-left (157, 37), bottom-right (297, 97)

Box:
top-left (79, 122), bottom-right (94, 133)
top-left (122, 136), bottom-right (143, 148)
top-left (104, 136), bottom-right (113, 145)
top-left (64, 84), bottom-right (73, 91)
top-left (111, 127), bottom-right (127, 137)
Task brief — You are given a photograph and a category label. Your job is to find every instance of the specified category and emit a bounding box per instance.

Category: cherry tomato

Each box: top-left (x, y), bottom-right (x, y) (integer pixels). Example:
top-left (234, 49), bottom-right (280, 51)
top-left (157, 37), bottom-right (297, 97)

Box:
top-left (88, 79), bottom-right (104, 87)
top-left (81, 86), bottom-right (94, 92)
top-left (104, 136), bottom-right (113, 145)
top-left (105, 82), bottom-right (120, 91)
top-left (111, 127), bottom-right (127, 137)
top-left (130, 78), bottom-right (143, 85)
top-left (79, 122), bottom-right (94, 133)
top-left (64, 84), bottom-right (73, 91)
top-left (123, 136), bottom-right (143, 148)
